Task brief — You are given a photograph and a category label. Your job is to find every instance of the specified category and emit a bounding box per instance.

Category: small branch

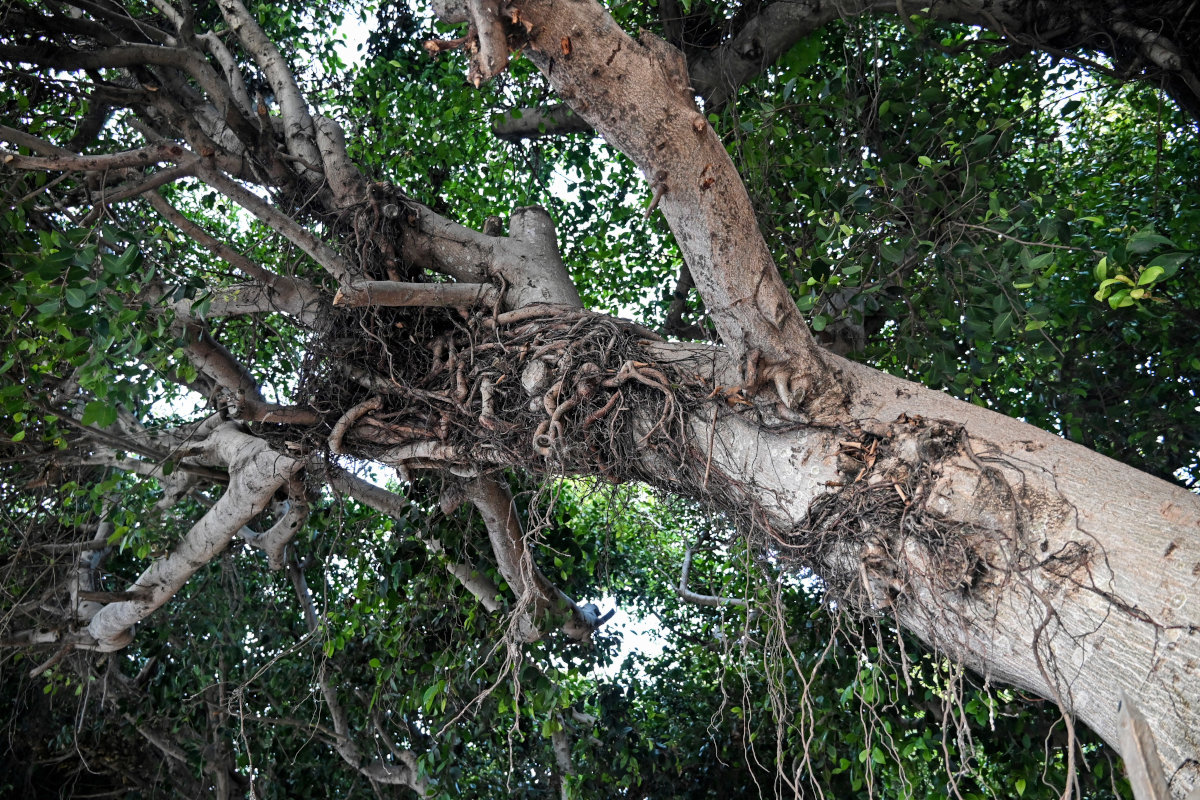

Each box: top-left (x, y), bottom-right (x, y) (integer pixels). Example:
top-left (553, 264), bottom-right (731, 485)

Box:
top-left (1118, 692), bottom-right (1171, 800)
top-left (551, 715), bottom-right (575, 800)
top-left (313, 116), bottom-right (368, 208)
top-left (146, 191), bottom-right (324, 326)
top-left (676, 540), bottom-right (750, 609)
top-left (0, 124), bottom-right (76, 156)
top-left (287, 557), bottom-right (430, 794)
top-left (174, 318), bottom-right (317, 425)
top-left (333, 281), bottom-right (498, 308)
top-left (79, 160), bottom-right (200, 225)
top-left (27, 644), bottom-right (72, 679)
top-left (954, 221), bottom-right (1089, 252)
top-left (195, 162), bottom-right (356, 283)
top-left (327, 467), bottom-right (504, 612)
top-left (462, 476), bottom-right (608, 641)
top-left (1, 142), bottom-right (189, 172)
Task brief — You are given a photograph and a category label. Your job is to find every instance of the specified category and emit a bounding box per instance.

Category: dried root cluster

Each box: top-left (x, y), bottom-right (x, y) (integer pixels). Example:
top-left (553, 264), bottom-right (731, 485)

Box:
top-left (778, 416), bottom-right (1000, 614)
top-left (296, 303), bottom-right (709, 484)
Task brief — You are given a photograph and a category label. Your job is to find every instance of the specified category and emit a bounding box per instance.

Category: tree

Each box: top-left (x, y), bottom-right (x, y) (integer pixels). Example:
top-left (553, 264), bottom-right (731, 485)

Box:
top-left (1, 0), bottom-right (1198, 797)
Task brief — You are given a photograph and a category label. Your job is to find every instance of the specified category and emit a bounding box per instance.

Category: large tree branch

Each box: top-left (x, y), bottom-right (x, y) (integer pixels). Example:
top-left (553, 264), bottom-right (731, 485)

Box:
top-left (0, 141), bottom-right (189, 172)
top-left (403, 204), bottom-right (580, 308)
top-left (84, 425), bottom-right (302, 650)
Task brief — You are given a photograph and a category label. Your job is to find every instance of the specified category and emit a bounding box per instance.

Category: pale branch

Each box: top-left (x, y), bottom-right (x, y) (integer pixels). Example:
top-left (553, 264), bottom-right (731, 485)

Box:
top-left (676, 539), bottom-right (751, 610)
top-left (195, 162), bottom-right (357, 283)
top-left (287, 558), bottom-right (430, 794)
top-left (327, 467), bottom-right (504, 613)
top-left (84, 424), bottom-right (303, 651)
top-left (551, 715), bottom-right (576, 800)
top-left (146, 191), bottom-right (326, 326)
top-left (239, 483), bottom-right (308, 570)
top-left (467, 0), bottom-right (510, 86)
top-left (313, 115), bottom-right (369, 208)
top-left (459, 475), bottom-right (608, 641)
top-left (0, 42), bottom-right (216, 104)
top-left (0, 141), bottom-right (190, 172)
top-left (333, 281), bottom-right (499, 309)
top-left (492, 105), bottom-right (594, 141)
top-left (70, 513), bottom-right (112, 625)
top-left (60, 451), bottom-right (228, 485)
top-left (214, 0), bottom-right (321, 157)
top-left (198, 32), bottom-right (256, 120)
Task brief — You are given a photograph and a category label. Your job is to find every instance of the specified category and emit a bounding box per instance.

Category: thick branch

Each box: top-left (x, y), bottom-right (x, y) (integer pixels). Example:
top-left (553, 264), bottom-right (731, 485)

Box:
top-left (333, 281), bottom-right (498, 309)
top-left (85, 425), bottom-right (302, 650)
top-left (176, 318), bottom-right (319, 425)
top-left (240, 484), bottom-right (308, 570)
top-left (492, 106), bottom-right (593, 141)
top-left (403, 204), bottom-right (580, 308)
top-left (460, 476), bottom-right (605, 641)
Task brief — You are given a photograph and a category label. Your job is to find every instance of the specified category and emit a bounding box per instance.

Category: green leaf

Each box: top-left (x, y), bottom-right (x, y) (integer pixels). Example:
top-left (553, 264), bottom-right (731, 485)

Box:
top-left (992, 311), bottom-right (1013, 337)
top-left (1144, 251), bottom-right (1190, 280)
top-left (1127, 228), bottom-right (1175, 254)
top-left (917, 155), bottom-right (932, 167)
top-left (1015, 778), bottom-right (1026, 796)
top-left (65, 287), bottom-right (87, 308)
top-left (1137, 265), bottom-right (1164, 286)
top-left (1027, 253), bottom-right (1054, 271)
top-left (81, 400), bottom-right (118, 428)
top-left (879, 243), bottom-right (904, 264)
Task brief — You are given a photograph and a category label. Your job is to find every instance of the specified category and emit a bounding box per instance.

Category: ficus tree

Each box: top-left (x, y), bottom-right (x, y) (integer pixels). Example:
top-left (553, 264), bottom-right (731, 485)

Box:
top-left (0, 0), bottom-right (1198, 797)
